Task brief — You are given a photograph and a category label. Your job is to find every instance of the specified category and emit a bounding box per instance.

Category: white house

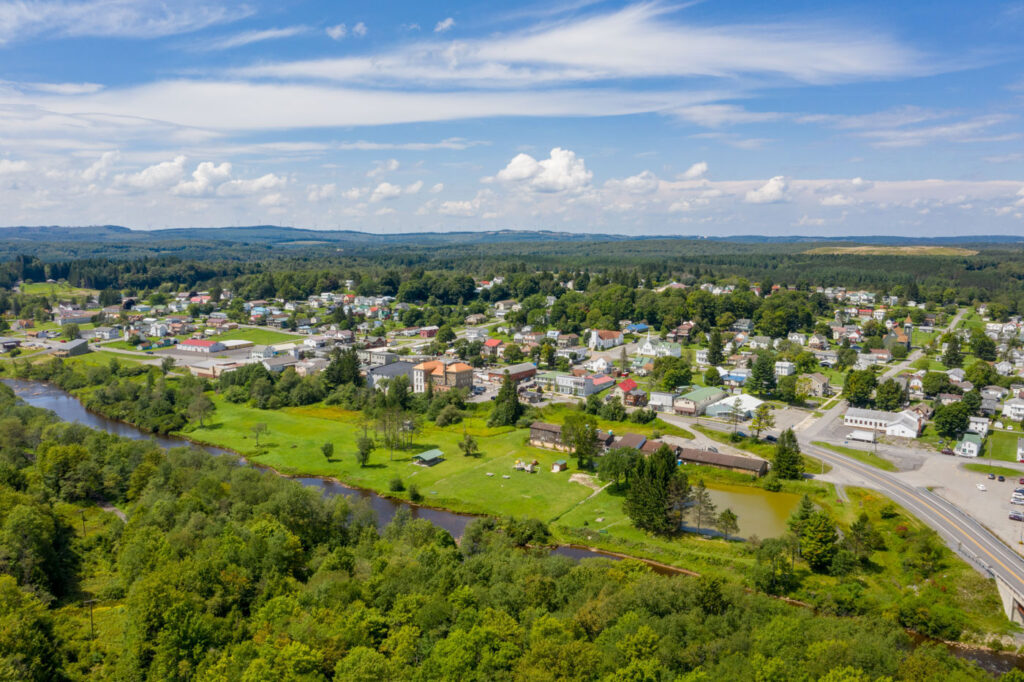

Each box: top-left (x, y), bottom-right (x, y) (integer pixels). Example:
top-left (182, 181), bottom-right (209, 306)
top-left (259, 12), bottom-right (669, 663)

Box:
top-left (967, 416), bottom-right (990, 437)
top-left (955, 434), bottom-right (982, 458)
top-left (695, 349), bottom-right (710, 366)
top-left (648, 391), bottom-right (678, 413)
top-left (844, 407), bottom-right (923, 438)
top-left (774, 361), bottom-right (795, 377)
top-left (637, 333), bottom-right (682, 358)
top-left (585, 356), bottom-right (612, 373)
top-left (996, 361), bottom-right (1015, 377)
top-left (1003, 398), bottom-right (1024, 422)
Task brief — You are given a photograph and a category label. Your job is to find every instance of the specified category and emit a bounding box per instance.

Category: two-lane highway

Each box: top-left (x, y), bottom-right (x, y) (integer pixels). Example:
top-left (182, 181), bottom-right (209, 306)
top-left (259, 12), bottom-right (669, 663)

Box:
top-left (800, 439), bottom-right (1024, 599)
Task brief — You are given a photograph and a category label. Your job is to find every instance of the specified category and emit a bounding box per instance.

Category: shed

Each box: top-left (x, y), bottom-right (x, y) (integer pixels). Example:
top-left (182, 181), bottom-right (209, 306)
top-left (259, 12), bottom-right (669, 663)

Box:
top-left (413, 449), bottom-right (445, 466)
top-left (551, 459), bottom-right (568, 473)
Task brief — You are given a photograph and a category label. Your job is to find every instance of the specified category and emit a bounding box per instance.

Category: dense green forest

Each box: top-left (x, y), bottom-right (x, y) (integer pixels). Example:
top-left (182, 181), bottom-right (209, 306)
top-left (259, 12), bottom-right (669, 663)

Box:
top-left (0, 381), bottom-right (1013, 681)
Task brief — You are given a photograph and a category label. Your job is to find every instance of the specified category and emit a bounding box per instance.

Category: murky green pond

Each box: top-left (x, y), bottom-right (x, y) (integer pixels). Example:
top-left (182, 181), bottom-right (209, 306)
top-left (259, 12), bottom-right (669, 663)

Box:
top-left (703, 482), bottom-right (802, 539)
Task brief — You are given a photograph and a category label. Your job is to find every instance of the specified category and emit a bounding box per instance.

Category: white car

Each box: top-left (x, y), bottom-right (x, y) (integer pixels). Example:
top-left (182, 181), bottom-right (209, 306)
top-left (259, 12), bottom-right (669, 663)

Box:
top-left (977, 483), bottom-right (987, 492)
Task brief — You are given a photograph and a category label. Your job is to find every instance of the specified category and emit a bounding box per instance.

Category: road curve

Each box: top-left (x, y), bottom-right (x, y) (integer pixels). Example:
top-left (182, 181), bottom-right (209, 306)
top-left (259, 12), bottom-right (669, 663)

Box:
top-left (801, 439), bottom-right (1024, 597)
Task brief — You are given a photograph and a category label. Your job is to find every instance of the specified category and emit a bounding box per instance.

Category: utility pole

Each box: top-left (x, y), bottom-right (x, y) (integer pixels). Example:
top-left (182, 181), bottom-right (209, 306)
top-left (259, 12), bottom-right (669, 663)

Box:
top-left (84, 599), bottom-right (96, 641)
top-left (79, 509), bottom-right (86, 537)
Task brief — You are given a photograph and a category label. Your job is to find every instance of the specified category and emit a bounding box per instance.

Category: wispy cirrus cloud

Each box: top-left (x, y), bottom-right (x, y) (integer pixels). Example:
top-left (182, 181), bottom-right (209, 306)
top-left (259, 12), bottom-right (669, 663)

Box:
top-left (196, 26), bottom-right (308, 51)
top-left (0, 0), bottom-right (251, 44)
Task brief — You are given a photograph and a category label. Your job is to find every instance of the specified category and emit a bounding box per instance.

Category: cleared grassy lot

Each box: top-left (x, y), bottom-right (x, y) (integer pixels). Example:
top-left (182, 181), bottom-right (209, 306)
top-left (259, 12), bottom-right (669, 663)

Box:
top-left (813, 441), bottom-right (898, 472)
top-left (213, 327), bottom-right (303, 345)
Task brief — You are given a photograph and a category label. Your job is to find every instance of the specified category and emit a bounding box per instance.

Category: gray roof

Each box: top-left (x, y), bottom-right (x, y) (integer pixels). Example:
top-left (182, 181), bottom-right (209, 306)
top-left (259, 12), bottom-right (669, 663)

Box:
top-left (368, 360), bottom-right (415, 379)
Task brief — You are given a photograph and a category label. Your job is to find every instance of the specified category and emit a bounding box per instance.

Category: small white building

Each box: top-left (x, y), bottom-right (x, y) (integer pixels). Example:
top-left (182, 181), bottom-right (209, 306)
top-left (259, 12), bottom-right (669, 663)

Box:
top-left (774, 361), bottom-right (795, 377)
top-left (695, 349), bottom-right (710, 366)
top-left (967, 416), bottom-right (990, 437)
top-left (1003, 398), bottom-right (1024, 422)
top-left (955, 434), bottom-right (982, 458)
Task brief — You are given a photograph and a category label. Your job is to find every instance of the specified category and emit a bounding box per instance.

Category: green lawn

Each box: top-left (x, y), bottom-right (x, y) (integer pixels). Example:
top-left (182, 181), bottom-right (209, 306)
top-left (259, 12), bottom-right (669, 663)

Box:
top-left (542, 403), bottom-right (694, 440)
top-left (20, 281), bottom-right (99, 297)
top-left (185, 398), bottom-right (596, 519)
top-left (986, 430), bottom-right (1021, 462)
top-left (812, 441), bottom-right (898, 472)
top-left (213, 328), bottom-right (303, 345)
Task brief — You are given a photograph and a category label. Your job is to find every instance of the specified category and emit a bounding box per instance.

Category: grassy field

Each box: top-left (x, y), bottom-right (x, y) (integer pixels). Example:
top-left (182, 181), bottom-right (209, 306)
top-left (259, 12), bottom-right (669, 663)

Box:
top-left (986, 430), bottom-right (1020, 462)
top-left (802, 245), bottom-right (978, 256)
top-left (213, 327), bottom-right (303, 345)
top-left (542, 403), bottom-right (694, 440)
top-left (186, 398), bottom-right (599, 519)
top-left (20, 281), bottom-right (99, 297)
top-left (812, 441), bottom-right (898, 472)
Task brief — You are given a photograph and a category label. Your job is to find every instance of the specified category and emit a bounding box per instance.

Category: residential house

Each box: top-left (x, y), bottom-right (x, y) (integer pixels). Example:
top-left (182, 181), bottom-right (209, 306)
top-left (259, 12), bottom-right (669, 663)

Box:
top-left (695, 349), bottom-right (710, 366)
top-left (808, 334), bottom-right (830, 351)
top-left (295, 358), bottom-right (328, 377)
top-left (748, 335), bottom-right (772, 351)
top-left (528, 422), bottom-right (614, 452)
top-left (90, 326), bottom-right (120, 341)
top-left (731, 319), bottom-right (755, 333)
top-left (556, 333), bottom-right (579, 348)
top-left (1003, 398), bottom-right (1024, 422)
top-left (996, 361), bottom-right (1016, 377)
top-left (955, 434), bottom-right (983, 458)
top-left (482, 338), bottom-right (503, 357)
top-left (967, 416), bottom-right (990, 437)
top-left (667, 322), bottom-right (695, 344)
top-left (774, 361), bottom-right (795, 377)
top-left (799, 372), bottom-right (832, 398)
top-left (261, 356), bottom-right (298, 374)
top-left (637, 333), bottom-right (682, 358)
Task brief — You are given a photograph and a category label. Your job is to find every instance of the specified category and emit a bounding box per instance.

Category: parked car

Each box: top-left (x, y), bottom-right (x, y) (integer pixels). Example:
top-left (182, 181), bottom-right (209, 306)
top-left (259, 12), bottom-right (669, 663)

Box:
top-left (1011, 497), bottom-right (1024, 505)
top-left (999, 475), bottom-right (1006, 482)
top-left (1010, 511), bottom-right (1024, 522)
top-left (1018, 477), bottom-right (1024, 485)
top-left (988, 473), bottom-right (996, 480)
top-left (941, 448), bottom-right (954, 455)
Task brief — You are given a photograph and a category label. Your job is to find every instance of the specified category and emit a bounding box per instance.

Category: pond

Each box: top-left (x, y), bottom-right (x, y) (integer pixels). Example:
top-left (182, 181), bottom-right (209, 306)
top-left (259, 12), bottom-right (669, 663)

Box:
top-left (703, 482), bottom-right (801, 539)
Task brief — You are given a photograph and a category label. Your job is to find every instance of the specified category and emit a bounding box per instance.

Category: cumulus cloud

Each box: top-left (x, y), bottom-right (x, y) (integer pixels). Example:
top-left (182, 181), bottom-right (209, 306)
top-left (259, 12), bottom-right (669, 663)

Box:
top-left (434, 17), bottom-right (455, 33)
top-left (217, 173), bottom-right (286, 196)
top-left (173, 161), bottom-right (232, 196)
top-left (430, 182), bottom-right (444, 193)
top-left (370, 182), bottom-right (402, 202)
top-left (81, 150), bottom-right (118, 181)
top-left (326, 23), bottom-right (346, 40)
top-left (367, 158), bottom-right (399, 177)
top-left (680, 161), bottom-right (708, 180)
top-left (115, 156), bottom-right (186, 189)
top-left (342, 187), bottom-right (365, 200)
top-left (306, 183), bottom-right (336, 202)
top-left (352, 22), bottom-right (367, 37)
top-left (405, 180), bottom-right (424, 194)
top-left (605, 170), bottom-right (659, 194)
top-left (0, 159), bottom-right (29, 174)
top-left (259, 192), bottom-right (285, 207)
top-left (494, 147), bottom-right (592, 193)
top-left (744, 176), bottom-right (788, 204)
top-left (375, 207), bottom-right (395, 215)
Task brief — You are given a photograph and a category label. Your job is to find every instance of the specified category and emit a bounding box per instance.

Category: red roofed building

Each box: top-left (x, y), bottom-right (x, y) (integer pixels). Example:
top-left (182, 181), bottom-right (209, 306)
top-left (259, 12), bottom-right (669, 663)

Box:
top-left (482, 338), bottom-right (503, 356)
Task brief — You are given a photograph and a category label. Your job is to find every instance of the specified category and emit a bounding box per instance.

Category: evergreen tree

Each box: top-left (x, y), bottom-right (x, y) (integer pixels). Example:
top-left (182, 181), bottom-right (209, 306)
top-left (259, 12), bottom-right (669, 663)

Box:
top-left (772, 428), bottom-right (803, 480)
top-left (942, 335), bottom-right (963, 368)
top-left (787, 494), bottom-right (815, 538)
top-left (488, 371), bottom-right (523, 427)
top-left (750, 352), bottom-right (776, 396)
top-left (690, 479), bottom-right (717, 532)
top-left (707, 329), bottom-right (724, 366)
top-left (801, 511), bottom-right (839, 572)
top-left (717, 508), bottom-right (739, 541)
top-left (624, 446), bottom-right (686, 533)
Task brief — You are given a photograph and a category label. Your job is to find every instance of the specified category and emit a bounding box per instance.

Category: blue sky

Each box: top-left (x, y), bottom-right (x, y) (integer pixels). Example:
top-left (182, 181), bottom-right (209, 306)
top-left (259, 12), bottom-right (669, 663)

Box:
top-left (0, 0), bottom-right (1023, 236)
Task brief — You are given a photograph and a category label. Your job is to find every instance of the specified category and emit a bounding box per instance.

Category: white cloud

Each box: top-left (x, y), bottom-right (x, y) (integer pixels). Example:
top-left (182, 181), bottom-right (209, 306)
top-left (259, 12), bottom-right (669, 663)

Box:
top-left (430, 182), bottom-right (444, 193)
top-left (680, 161), bottom-right (708, 180)
top-left (605, 170), bottom-right (659, 194)
top-left (820, 193), bottom-right (855, 206)
top-left (326, 23), bottom-right (347, 40)
top-left (370, 182), bottom-right (402, 202)
top-left (672, 104), bottom-right (782, 128)
top-left (857, 114), bottom-right (1016, 148)
top-left (307, 183), bottom-right (336, 202)
top-left (434, 17), bottom-right (455, 33)
top-left (494, 147), bottom-right (592, 193)
top-left (375, 207), bottom-right (395, 215)
top-left (81, 150), bottom-right (119, 181)
top-left (342, 187), bottom-right (365, 200)
top-left (259, 193), bottom-right (285, 207)
top-left (217, 173), bottom-right (286, 197)
top-left (0, 159), bottom-right (29, 174)
top-left (115, 155), bottom-right (186, 189)
top-left (200, 26), bottom-right (307, 51)
top-left (367, 158), bottom-right (399, 177)
top-left (744, 176), bottom-right (789, 204)
top-left (352, 22), bottom-right (367, 37)
top-left (0, 1), bottom-right (250, 44)
top-left (173, 161), bottom-right (232, 196)
top-left (796, 214), bottom-right (825, 226)
top-left (405, 180), bottom-right (424, 195)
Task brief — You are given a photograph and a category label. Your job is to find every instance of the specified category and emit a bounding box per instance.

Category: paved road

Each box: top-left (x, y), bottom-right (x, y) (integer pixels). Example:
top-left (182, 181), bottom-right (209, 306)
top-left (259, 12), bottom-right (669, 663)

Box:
top-left (800, 437), bottom-right (1024, 599)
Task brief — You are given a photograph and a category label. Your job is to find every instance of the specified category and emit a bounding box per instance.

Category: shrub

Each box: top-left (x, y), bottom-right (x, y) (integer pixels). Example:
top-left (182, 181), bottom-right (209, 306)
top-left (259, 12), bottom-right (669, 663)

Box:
top-left (435, 404), bottom-right (462, 427)
top-left (408, 484), bottom-right (422, 502)
top-left (388, 476), bottom-right (405, 492)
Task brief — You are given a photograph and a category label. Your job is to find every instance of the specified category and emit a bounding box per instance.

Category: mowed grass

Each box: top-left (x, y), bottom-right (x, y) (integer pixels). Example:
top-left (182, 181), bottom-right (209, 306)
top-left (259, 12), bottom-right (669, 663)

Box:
top-left (20, 281), bottom-right (99, 297)
top-left (213, 328), bottom-right (303, 345)
top-left (813, 441), bottom-right (898, 472)
top-left (185, 398), bottom-right (595, 519)
top-left (985, 429), bottom-right (1021, 462)
top-left (541, 403), bottom-right (694, 440)
top-left (962, 462), bottom-right (1023, 478)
